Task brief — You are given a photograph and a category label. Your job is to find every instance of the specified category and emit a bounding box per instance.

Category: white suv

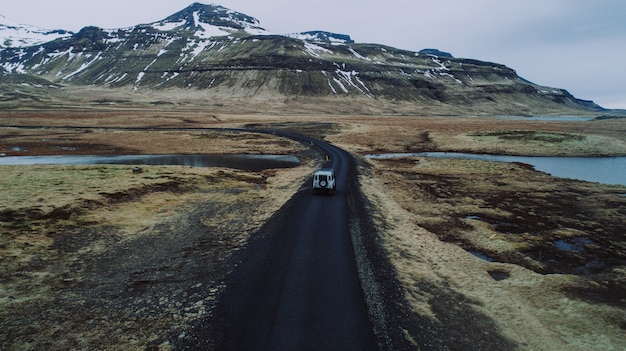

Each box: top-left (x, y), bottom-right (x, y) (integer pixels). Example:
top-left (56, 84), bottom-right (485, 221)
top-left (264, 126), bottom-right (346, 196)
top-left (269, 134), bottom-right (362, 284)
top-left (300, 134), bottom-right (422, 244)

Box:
top-left (312, 168), bottom-right (336, 194)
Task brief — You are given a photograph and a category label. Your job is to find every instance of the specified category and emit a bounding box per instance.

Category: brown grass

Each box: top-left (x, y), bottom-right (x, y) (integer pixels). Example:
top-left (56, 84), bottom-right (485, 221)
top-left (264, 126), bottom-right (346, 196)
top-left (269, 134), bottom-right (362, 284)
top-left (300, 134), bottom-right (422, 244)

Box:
top-left (0, 120), bottom-right (317, 350)
top-left (334, 117), bottom-right (626, 350)
top-left (358, 157), bottom-right (626, 350)
top-left (0, 162), bottom-right (317, 350)
top-left (1, 108), bottom-right (625, 350)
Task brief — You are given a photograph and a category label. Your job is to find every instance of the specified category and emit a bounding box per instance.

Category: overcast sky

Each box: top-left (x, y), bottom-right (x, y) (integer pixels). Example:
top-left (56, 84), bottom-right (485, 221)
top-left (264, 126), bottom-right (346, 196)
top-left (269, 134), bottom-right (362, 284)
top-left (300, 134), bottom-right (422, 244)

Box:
top-left (2, 0), bottom-right (625, 109)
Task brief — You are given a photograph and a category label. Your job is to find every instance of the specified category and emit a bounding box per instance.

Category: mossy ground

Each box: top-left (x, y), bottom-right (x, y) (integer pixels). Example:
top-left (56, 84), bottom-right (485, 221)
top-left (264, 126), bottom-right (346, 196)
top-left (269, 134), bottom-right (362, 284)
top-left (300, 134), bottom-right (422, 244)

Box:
top-left (1, 110), bottom-right (625, 350)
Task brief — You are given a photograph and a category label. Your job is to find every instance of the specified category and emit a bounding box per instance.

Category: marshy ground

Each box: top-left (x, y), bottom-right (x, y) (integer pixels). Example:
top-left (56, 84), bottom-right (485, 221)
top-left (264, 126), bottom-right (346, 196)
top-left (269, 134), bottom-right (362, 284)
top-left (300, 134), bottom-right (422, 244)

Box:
top-left (1, 109), bottom-right (625, 350)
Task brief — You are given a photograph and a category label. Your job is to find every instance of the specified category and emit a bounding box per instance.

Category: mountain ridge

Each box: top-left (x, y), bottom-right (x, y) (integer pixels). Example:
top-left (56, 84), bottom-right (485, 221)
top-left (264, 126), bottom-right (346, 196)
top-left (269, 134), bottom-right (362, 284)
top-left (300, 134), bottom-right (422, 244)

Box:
top-left (156, 3), bottom-right (269, 37)
top-left (0, 14), bottom-right (73, 49)
top-left (0, 3), bottom-right (606, 115)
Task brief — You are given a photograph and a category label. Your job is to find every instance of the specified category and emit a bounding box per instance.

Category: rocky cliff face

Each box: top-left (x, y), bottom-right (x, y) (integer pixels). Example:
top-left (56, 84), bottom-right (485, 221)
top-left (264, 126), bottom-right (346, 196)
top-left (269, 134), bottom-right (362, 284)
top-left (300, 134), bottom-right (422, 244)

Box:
top-left (0, 3), bottom-right (604, 114)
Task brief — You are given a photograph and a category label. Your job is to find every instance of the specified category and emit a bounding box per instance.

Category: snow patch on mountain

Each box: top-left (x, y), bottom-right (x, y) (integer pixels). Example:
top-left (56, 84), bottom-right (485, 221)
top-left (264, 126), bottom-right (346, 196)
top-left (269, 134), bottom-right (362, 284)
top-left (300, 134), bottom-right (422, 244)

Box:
top-left (304, 42), bottom-right (333, 58)
top-left (153, 20), bottom-right (185, 32)
top-left (152, 3), bottom-right (271, 38)
top-left (0, 14), bottom-right (73, 48)
top-left (334, 69), bottom-right (373, 98)
top-left (288, 31), bottom-right (354, 44)
top-left (62, 52), bottom-right (103, 80)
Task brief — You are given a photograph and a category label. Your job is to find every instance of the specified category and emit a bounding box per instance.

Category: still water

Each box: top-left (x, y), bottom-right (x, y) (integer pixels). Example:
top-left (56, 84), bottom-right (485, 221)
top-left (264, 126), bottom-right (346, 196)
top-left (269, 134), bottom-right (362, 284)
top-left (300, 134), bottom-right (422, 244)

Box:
top-left (366, 152), bottom-right (626, 186)
top-left (0, 154), bottom-right (300, 172)
top-left (492, 116), bottom-right (595, 122)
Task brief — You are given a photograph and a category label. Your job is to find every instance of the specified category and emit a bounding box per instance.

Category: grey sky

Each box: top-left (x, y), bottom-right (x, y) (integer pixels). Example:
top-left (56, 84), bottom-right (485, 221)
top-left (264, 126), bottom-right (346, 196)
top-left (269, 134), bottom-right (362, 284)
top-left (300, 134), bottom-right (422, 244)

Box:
top-left (3, 0), bottom-right (625, 109)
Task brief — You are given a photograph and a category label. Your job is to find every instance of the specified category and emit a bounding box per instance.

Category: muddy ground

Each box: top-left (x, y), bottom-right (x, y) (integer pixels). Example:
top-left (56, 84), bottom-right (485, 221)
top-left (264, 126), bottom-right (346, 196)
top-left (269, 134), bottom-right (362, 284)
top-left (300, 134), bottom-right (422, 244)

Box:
top-left (1, 110), bottom-right (625, 350)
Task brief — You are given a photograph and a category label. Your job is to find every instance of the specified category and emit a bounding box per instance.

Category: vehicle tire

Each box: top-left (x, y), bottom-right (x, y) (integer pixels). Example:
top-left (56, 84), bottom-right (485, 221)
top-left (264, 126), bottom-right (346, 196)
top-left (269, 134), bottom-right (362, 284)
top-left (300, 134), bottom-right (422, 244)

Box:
top-left (320, 180), bottom-right (327, 187)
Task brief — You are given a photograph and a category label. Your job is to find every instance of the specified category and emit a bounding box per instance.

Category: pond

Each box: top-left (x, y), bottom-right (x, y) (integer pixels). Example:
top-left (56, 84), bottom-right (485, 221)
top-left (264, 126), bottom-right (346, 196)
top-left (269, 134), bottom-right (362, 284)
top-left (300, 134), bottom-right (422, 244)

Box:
top-left (0, 154), bottom-right (300, 172)
top-left (492, 116), bottom-right (596, 122)
top-left (366, 152), bottom-right (626, 186)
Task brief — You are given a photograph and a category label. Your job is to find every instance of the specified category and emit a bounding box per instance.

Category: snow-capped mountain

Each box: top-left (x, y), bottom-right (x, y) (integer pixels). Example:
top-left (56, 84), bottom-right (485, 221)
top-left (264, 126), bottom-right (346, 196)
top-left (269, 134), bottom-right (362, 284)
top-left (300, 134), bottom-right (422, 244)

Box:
top-left (0, 2), bottom-right (603, 114)
top-left (0, 14), bottom-right (73, 48)
top-left (153, 3), bottom-right (269, 38)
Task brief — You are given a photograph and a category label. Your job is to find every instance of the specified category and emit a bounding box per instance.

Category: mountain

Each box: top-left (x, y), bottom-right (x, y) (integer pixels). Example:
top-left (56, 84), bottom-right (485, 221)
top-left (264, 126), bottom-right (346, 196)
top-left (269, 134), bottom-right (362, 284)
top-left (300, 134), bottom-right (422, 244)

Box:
top-left (419, 49), bottom-right (453, 58)
top-left (0, 3), bottom-right (604, 114)
top-left (286, 31), bottom-right (354, 44)
top-left (154, 3), bottom-right (269, 37)
top-left (0, 15), bottom-right (73, 48)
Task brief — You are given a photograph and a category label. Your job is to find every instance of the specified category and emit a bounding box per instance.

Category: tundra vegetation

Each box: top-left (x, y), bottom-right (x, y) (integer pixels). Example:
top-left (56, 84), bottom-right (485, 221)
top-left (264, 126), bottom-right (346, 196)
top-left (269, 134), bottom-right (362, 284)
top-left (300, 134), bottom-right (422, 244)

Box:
top-left (2, 3), bottom-right (624, 349)
top-left (1, 106), bottom-right (625, 350)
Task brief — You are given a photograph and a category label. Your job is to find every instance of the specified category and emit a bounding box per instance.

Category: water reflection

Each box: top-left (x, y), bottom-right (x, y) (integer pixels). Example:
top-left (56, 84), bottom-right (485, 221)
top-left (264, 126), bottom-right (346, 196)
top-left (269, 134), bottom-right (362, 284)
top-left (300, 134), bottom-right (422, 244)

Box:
top-left (366, 152), bottom-right (626, 186)
top-left (0, 154), bottom-right (300, 172)
top-left (553, 237), bottom-right (594, 252)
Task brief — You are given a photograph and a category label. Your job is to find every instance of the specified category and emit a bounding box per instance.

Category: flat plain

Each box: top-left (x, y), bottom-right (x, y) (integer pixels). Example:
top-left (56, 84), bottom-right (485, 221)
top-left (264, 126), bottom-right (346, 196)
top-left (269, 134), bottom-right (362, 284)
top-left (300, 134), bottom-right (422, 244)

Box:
top-left (1, 106), bottom-right (625, 350)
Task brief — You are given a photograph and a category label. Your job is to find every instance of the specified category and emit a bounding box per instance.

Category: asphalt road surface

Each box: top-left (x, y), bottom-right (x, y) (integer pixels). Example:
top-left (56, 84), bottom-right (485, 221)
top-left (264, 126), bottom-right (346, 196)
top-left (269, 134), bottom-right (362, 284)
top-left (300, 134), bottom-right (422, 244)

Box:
top-left (205, 132), bottom-right (379, 350)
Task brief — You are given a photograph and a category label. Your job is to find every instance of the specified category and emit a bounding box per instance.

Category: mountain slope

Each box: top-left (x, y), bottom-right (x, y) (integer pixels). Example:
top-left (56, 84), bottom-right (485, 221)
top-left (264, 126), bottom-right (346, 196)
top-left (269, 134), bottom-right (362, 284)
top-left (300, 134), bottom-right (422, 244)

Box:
top-left (0, 14), bottom-right (73, 49)
top-left (0, 3), bottom-right (604, 114)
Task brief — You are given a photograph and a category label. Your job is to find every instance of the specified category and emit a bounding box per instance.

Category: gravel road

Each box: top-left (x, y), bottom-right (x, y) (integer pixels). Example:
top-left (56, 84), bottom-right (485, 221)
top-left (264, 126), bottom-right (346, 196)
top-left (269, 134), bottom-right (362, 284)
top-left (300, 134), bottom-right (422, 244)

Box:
top-left (177, 132), bottom-right (380, 350)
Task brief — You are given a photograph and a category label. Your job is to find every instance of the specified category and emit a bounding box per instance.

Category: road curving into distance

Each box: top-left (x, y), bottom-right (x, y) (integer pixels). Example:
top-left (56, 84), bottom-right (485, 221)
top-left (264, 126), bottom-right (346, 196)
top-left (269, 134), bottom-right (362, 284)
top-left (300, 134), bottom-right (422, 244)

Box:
top-left (1, 124), bottom-right (542, 350)
top-left (183, 129), bottom-right (381, 350)
top-left (1, 124), bottom-right (388, 349)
